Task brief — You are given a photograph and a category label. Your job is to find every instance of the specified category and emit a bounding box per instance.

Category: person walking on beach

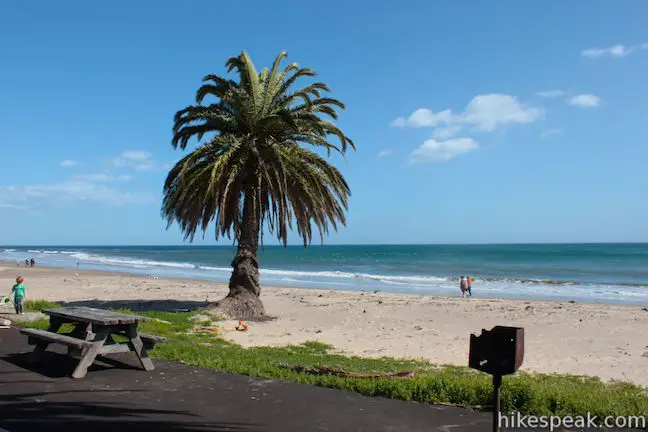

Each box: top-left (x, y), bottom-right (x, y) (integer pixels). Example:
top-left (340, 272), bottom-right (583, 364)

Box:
top-left (466, 276), bottom-right (473, 296)
top-left (11, 276), bottom-right (26, 315)
top-left (459, 276), bottom-right (468, 298)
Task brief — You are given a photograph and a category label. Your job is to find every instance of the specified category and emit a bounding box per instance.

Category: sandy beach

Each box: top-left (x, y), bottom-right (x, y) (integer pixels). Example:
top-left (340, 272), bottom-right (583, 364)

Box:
top-left (1, 264), bottom-right (647, 388)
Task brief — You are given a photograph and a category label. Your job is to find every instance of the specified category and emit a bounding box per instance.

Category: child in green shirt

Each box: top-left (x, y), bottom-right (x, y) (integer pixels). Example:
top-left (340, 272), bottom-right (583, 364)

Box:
top-left (11, 276), bottom-right (25, 315)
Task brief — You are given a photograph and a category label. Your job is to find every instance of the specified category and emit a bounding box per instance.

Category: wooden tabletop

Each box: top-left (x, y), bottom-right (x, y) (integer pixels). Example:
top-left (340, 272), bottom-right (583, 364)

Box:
top-left (42, 306), bottom-right (151, 326)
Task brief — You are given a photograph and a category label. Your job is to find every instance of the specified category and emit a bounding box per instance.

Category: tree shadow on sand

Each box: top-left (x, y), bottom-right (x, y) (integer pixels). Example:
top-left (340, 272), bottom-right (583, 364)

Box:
top-left (57, 299), bottom-right (210, 313)
top-left (0, 388), bottom-right (259, 432)
top-left (54, 299), bottom-right (276, 322)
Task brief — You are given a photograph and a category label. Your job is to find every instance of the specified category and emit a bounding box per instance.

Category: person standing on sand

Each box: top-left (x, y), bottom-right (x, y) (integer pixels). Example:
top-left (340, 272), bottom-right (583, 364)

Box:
top-left (11, 276), bottom-right (26, 315)
top-left (466, 276), bottom-right (473, 296)
top-left (459, 276), bottom-right (468, 298)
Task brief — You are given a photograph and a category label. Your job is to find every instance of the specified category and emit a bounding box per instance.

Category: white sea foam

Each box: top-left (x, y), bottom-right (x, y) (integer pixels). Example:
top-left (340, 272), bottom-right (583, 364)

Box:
top-left (259, 268), bottom-right (448, 284)
top-left (199, 265), bottom-right (447, 284)
top-left (197, 265), bottom-right (232, 272)
top-left (69, 252), bottom-right (195, 269)
top-left (280, 277), bottom-right (353, 287)
top-left (377, 279), bottom-right (409, 286)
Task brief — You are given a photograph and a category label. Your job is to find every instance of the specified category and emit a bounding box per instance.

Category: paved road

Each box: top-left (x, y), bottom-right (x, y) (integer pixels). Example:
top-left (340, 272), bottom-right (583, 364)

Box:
top-left (2, 327), bottom-right (634, 431)
top-left (0, 327), bottom-right (490, 432)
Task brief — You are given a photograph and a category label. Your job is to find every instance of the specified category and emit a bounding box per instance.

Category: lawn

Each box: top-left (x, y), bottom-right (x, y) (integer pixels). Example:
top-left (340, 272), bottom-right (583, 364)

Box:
top-left (19, 300), bottom-right (648, 419)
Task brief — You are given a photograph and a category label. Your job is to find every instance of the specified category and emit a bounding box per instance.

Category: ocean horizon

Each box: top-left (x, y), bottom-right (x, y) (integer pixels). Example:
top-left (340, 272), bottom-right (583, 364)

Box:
top-left (2, 243), bottom-right (647, 306)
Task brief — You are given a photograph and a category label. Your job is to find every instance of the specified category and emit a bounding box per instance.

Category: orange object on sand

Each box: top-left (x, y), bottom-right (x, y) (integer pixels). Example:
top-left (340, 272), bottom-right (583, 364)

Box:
top-left (235, 320), bottom-right (248, 332)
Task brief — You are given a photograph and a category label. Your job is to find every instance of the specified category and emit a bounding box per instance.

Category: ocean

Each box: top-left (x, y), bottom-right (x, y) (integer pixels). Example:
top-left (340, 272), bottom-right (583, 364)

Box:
top-left (1, 244), bottom-right (647, 306)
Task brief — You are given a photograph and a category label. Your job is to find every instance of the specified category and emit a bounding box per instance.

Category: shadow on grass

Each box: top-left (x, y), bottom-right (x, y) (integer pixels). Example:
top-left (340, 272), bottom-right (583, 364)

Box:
top-left (1, 389), bottom-right (258, 432)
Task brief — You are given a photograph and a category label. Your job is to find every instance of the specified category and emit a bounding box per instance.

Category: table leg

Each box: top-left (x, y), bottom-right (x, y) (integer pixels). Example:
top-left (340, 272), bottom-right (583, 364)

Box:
top-left (68, 322), bottom-right (90, 338)
top-left (67, 323), bottom-right (93, 357)
top-left (71, 326), bottom-right (110, 379)
top-left (29, 318), bottom-right (64, 362)
top-left (89, 324), bottom-right (116, 345)
top-left (126, 324), bottom-right (155, 371)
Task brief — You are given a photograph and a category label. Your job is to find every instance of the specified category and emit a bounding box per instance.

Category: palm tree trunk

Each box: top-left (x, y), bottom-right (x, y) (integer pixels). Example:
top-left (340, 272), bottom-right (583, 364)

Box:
top-left (229, 189), bottom-right (261, 297)
top-left (209, 189), bottom-right (266, 320)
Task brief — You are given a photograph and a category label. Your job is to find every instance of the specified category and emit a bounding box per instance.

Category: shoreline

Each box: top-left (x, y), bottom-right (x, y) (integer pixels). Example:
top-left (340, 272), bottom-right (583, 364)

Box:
top-left (3, 255), bottom-right (648, 307)
top-left (3, 260), bottom-right (615, 308)
top-left (3, 244), bottom-right (648, 305)
top-left (5, 260), bottom-right (646, 308)
top-left (1, 263), bottom-right (647, 388)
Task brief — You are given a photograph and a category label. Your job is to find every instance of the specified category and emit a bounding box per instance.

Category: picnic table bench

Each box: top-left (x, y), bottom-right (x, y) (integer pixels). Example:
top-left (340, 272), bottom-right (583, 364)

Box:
top-left (19, 306), bottom-right (166, 378)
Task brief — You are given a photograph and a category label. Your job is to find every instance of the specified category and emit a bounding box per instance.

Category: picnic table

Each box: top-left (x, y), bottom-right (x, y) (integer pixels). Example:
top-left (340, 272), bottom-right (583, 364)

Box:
top-left (19, 306), bottom-right (166, 379)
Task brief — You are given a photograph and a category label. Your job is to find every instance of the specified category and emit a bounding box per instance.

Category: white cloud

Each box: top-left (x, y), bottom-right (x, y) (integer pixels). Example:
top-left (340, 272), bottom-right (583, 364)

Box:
top-left (0, 202), bottom-right (30, 211)
top-left (541, 128), bottom-right (563, 138)
top-left (390, 117), bottom-right (406, 127)
top-left (390, 109), bottom-right (453, 128)
top-left (581, 43), bottom-right (648, 59)
top-left (121, 150), bottom-right (152, 161)
top-left (391, 94), bottom-right (543, 133)
top-left (536, 90), bottom-right (565, 98)
top-left (394, 94), bottom-right (542, 164)
top-left (408, 109), bottom-right (453, 128)
top-left (1, 153), bottom-right (160, 212)
top-left (113, 150), bottom-right (151, 167)
top-left (582, 44), bottom-right (631, 58)
top-left (376, 150), bottom-right (392, 157)
top-left (432, 125), bottom-right (462, 140)
top-left (535, 90), bottom-right (604, 109)
top-left (60, 160), bottom-right (80, 168)
top-left (135, 163), bottom-right (156, 171)
top-left (0, 181), bottom-right (156, 208)
top-left (410, 138), bottom-right (478, 163)
top-left (568, 94), bottom-right (601, 108)
top-left (462, 94), bottom-right (543, 132)
top-left (73, 173), bottom-right (133, 183)
top-left (112, 150), bottom-right (162, 172)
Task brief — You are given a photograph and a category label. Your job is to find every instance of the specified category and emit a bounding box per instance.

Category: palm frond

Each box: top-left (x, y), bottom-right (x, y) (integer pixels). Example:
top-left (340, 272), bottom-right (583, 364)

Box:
top-left (164, 51), bottom-right (355, 247)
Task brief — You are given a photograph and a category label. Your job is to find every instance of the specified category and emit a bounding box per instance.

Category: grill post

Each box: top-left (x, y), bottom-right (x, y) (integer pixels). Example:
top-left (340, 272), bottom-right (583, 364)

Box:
top-left (468, 326), bottom-right (524, 432)
top-left (493, 373), bottom-right (502, 432)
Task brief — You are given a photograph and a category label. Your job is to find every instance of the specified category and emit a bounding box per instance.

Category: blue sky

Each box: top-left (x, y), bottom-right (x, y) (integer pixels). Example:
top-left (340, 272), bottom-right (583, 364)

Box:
top-left (1, 1), bottom-right (647, 245)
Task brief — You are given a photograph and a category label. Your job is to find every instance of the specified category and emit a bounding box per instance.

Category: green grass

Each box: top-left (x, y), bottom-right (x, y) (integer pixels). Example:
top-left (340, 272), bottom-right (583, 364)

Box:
top-left (19, 301), bottom-right (648, 419)
top-left (24, 299), bottom-right (61, 312)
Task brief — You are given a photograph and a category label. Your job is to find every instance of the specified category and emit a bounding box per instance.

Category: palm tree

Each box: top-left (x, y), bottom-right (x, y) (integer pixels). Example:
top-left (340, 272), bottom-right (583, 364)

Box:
top-left (162, 51), bottom-right (355, 319)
